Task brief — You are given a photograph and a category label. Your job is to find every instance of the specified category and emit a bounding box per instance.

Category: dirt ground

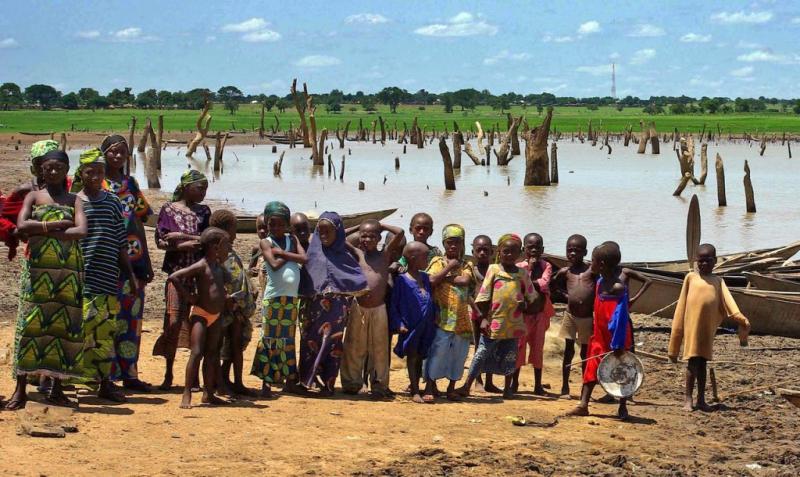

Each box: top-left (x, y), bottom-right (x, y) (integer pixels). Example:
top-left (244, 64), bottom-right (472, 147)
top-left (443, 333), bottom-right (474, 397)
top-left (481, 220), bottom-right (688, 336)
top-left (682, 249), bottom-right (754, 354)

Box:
top-left (0, 133), bottom-right (799, 477)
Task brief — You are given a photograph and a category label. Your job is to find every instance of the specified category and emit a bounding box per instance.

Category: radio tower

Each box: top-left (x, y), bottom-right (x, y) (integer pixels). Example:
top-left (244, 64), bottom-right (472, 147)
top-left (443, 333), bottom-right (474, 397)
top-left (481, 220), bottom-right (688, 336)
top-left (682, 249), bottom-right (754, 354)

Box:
top-left (611, 63), bottom-right (617, 99)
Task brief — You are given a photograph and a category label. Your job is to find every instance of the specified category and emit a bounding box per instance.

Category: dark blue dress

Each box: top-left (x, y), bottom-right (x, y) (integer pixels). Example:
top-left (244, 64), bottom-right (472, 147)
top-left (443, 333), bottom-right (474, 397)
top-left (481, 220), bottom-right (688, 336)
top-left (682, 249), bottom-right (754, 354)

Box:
top-left (390, 272), bottom-right (437, 358)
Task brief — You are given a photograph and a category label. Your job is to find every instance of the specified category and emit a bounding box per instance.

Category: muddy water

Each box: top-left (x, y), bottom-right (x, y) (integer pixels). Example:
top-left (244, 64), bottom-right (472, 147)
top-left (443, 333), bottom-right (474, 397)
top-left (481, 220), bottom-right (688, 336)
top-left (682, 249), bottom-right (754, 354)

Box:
top-left (122, 139), bottom-right (799, 261)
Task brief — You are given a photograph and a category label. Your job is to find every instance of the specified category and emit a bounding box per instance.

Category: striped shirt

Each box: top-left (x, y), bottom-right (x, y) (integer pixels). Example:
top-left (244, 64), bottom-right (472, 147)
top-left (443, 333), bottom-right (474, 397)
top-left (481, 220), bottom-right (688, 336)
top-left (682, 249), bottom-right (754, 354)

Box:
top-left (80, 191), bottom-right (127, 296)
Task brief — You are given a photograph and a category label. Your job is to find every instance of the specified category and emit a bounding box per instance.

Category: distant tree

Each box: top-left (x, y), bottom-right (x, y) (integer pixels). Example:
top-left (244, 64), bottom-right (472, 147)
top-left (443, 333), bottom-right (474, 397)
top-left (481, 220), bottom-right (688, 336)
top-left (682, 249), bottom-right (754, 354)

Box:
top-left (699, 97), bottom-right (721, 114)
top-left (107, 87), bottom-right (134, 107)
top-left (376, 87), bottom-right (410, 113)
top-left (361, 97), bottom-right (377, 112)
top-left (669, 103), bottom-right (687, 115)
top-left (492, 96), bottom-right (510, 112)
top-left (586, 104), bottom-right (599, 111)
top-left (185, 88), bottom-right (212, 109)
top-left (615, 103), bottom-right (624, 112)
top-left (413, 89), bottom-right (434, 105)
top-left (720, 104), bottom-right (733, 114)
top-left (157, 90), bottom-right (173, 108)
top-left (264, 94), bottom-right (278, 112)
top-left (536, 104), bottom-right (544, 115)
top-left (643, 102), bottom-right (663, 115)
top-left (87, 95), bottom-right (110, 110)
top-left (61, 92), bottom-right (80, 109)
top-left (0, 82), bottom-right (22, 110)
top-left (326, 100), bottom-right (341, 113)
top-left (217, 86), bottom-right (243, 114)
top-left (25, 84), bottom-right (60, 110)
top-left (734, 97), bottom-right (750, 113)
top-left (275, 98), bottom-right (289, 113)
top-left (793, 100), bottom-right (800, 115)
top-left (78, 87), bottom-right (100, 107)
top-left (441, 94), bottom-right (454, 113)
top-left (135, 89), bottom-right (158, 108)
top-left (452, 88), bottom-right (480, 111)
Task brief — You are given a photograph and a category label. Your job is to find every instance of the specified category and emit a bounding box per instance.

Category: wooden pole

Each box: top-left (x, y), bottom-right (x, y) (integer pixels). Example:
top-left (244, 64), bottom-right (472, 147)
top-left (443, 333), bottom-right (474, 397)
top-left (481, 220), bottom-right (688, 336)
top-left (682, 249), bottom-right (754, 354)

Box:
top-left (743, 160), bottom-right (756, 213)
top-left (715, 153), bottom-right (727, 207)
top-left (550, 142), bottom-right (559, 184)
top-left (439, 137), bottom-right (456, 190)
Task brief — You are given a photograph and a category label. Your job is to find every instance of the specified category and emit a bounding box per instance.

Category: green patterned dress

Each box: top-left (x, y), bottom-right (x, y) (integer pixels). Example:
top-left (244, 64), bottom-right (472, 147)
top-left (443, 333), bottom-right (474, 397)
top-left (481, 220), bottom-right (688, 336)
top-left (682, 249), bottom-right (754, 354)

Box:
top-left (14, 204), bottom-right (84, 379)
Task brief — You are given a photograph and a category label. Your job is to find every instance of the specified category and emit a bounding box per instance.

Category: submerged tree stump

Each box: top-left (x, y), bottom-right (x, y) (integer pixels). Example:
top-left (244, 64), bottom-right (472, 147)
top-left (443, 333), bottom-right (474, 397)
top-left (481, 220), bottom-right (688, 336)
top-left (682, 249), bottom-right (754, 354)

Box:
top-left (697, 143), bottom-right (708, 185)
top-left (464, 142), bottom-right (481, 165)
top-left (524, 107), bottom-right (553, 186)
top-left (453, 132), bottom-right (463, 169)
top-left (439, 137), bottom-right (456, 190)
top-left (186, 100), bottom-right (211, 157)
top-left (716, 153), bottom-right (727, 207)
top-left (743, 160), bottom-right (756, 213)
top-left (550, 142), bottom-right (559, 183)
top-left (649, 122), bottom-right (660, 154)
top-left (672, 172), bottom-right (692, 196)
top-left (273, 151), bottom-right (285, 176)
top-left (291, 79), bottom-right (311, 148)
top-left (637, 121), bottom-right (649, 154)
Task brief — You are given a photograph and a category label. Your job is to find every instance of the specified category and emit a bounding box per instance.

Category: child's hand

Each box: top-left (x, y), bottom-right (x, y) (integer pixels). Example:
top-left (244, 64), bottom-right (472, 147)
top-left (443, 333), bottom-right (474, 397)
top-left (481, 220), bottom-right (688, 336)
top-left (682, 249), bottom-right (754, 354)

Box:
top-left (738, 318), bottom-right (751, 346)
top-left (479, 318), bottom-right (490, 333)
top-left (164, 232), bottom-right (185, 242)
top-left (447, 258), bottom-right (460, 270)
top-left (398, 325), bottom-right (408, 334)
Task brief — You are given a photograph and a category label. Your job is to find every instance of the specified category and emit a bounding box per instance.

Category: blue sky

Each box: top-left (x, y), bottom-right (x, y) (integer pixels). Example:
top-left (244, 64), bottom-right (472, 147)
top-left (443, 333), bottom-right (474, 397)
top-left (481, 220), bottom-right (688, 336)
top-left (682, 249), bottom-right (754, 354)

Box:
top-left (2, 0), bottom-right (799, 98)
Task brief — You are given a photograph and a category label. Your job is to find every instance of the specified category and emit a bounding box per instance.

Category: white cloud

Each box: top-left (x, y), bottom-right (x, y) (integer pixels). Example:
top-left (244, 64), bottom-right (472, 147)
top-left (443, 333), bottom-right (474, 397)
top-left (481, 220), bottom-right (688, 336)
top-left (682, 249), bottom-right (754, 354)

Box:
top-left (737, 49), bottom-right (797, 64)
top-left (609, 52), bottom-right (620, 60)
top-left (222, 18), bottom-right (268, 32)
top-left (77, 30), bottom-right (100, 39)
top-left (629, 24), bottom-right (664, 37)
top-left (482, 50), bottom-right (531, 65)
top-left (736, 40), bottom-right (762, 49)
top-left (414, 11), bottom-right (498, 37)
top-left (630, 48), bottom-right (656, 64)
top-left (0, 37), bottom-right (18, 48)
top-left (345, 13), bottom-right (388, 25)
top-left (689, 77), bottom-right (722, 88)
top-left (110, 27), bottom-right (157, 43)
top-left (259, 79), bottom-right (286, 93)
top-left (576, 64), bottom-right (613, 76)
top-left (294, 55), bottom-right (341, 67)
top-left (242, 30), bottom-right (281, 42)
top-left (680, 33), bottom-right (711, 43)
top-left (205, 35), bottom-right (217, 43)
top-left (730, 66), bottom-right (754, 77)
top-left (711, 10), bottom-right (773, 24)
top-left (577, 20), bottom-right (600, 35)
top-left (792, 17), bottom-right (800, 24)
top-left (542, 34), bottom-right (574, 43)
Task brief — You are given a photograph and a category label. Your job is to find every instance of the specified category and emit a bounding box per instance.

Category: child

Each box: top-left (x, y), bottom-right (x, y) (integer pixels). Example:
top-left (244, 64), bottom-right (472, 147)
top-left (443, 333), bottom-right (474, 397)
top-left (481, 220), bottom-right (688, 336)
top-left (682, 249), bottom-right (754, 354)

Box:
top-left (567, 241), bottom-right (650, 420)
top-left (422, 224), bottom-right (476, 402)
top-left (470, 235), bottom-right (500, 392)
top-left (290, 212), bottom-right (311, 250)
top-left (6, 150), bottom-right (87, 410)
top-left (512, 233), bottom-right (555, 395)
top-left (341, 219), bottom-right (404, 398)
top-left (299, 212), bottom-right (367, 396)
top-left (457, 234), bottom-right (539, 399)
top-left (398, 212), bottom-right (442, 269)
top-left (669, 243), bottom-right (750, 412)
top-left (390, 242), bottom-right (437, 403)
top-left (247, 213), bottom-right (267, 289)
top-left (552, 234), bottom-right (594, 398)
top-left (251, 201), bottom-right (306, 396)
top-left (167, 227), bottom-right (231, 409)
top-left (153, 169), bottom-right (211, 390)
top-left (210, 210), bottom-right (256, 396)
top-left (73, 149), bottom-right (138, 403)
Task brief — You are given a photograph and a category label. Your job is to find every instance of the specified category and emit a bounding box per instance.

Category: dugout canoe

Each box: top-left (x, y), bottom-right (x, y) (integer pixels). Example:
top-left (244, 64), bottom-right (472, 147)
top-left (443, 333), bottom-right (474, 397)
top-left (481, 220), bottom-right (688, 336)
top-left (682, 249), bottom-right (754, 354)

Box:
top-left (145, 207), bottom-right (397, 233)
top-left (627, 269), bottom-right (800, 338)
top-left (744, 272), bottom-right (800, 293)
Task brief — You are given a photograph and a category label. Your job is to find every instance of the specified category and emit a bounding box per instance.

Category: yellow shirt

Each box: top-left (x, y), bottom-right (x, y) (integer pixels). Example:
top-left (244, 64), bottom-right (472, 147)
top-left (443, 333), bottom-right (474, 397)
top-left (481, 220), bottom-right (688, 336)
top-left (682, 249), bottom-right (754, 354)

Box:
top-left (427, 256), bottom-right (476, 337)
top-left (475, 264), bottom-right (538, 340)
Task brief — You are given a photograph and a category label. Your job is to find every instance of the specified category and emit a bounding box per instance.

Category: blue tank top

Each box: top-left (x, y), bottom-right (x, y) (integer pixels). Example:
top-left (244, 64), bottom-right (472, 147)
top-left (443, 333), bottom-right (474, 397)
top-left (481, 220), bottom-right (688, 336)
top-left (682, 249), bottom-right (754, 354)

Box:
top-left (263, 235), bottom-right (301, 299)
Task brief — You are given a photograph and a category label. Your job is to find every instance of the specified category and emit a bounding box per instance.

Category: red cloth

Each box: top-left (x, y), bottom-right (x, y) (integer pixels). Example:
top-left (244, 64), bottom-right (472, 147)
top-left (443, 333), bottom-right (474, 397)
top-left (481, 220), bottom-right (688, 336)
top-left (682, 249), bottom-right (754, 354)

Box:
top-left (0, 188), bottom-right (28, 260)
top-left (583, 283), bottom-right (632, 384)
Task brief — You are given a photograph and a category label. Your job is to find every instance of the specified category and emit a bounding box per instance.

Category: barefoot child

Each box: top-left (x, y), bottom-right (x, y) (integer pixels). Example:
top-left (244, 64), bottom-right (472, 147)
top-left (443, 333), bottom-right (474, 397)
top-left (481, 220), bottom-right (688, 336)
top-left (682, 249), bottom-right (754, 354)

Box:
top-left (247, 214), bottom-right (268, 290)
top-left (512, 233), bottom-right (555, 395)
top-left (398, 212), bottom-right (442, 269)
top-left (552, 234), bottom-right (594, 398)
top-left (341, 219), bottom-right (404, 397)
top-left (168, 227), bottom-right (231, 409)
top-left (390, 242), bottom-right (437, 403)
top-left (668, 243), bottom-right (750, 412)
top-left (291, 212), bottom-right (311, 250)
top-left (470, 235), bottom-right (499, 392)
top-left (458, 234), bottom-right (540, 399)
top-left (423, 224), bottom-right (476, 401)
top-left (251, 202), bottom-right (307, 396)
top-left (73, 149), bottom-right (139, 403)
top-left (568, 241), bottom-right (650, 420)
top-left (6, 150), bottom-right (87, 410)
top-left (210, 210), bottom-right (256, 396)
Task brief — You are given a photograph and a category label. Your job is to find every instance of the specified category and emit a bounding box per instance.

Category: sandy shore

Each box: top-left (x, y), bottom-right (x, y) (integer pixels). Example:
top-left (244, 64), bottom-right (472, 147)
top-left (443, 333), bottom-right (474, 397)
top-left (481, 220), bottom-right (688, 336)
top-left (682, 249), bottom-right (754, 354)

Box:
top-left (1, 133), bottom-right (799, 476)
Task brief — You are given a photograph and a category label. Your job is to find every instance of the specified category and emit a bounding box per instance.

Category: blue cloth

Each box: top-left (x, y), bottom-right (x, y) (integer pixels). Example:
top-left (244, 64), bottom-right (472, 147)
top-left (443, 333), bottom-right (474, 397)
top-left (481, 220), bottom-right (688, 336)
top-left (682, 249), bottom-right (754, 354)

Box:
top-left (600, 277), bottom-right (631, 351)
top-left (300, 211), bottom-right (367, 297)
top-left (263, 235), bottom-right (301, 299)
top-left (424, 328), bottom-right (471, 381)
top-left (467, 336), bottom-right (518, 377)
top-left (390, 272), bottom-right (437, 358)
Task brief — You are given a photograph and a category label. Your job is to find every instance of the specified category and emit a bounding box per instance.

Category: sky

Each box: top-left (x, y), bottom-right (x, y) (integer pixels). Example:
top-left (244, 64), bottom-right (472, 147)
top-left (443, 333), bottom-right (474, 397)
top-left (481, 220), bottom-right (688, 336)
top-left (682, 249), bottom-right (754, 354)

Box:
top-left (2, 0), bottom-right (799, 98)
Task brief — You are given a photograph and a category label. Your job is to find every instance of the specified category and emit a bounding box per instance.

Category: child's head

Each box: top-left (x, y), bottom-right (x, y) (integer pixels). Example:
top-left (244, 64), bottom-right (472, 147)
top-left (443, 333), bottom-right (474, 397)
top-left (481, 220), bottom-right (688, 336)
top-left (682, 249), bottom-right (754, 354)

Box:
top-left (497, 234), bottom-right (523, 266)
top-left (566, 234), bottom-right (588, 265)
top-left (200, 226), bottom-right (231, 261)
top-left (524, 233), bottom-right (544, 260)
top-left (441, 224), bottom-right (465, 260)
top-left (402, 241), bottom-right (428, 272)
top-left (29, 139), bottom-right (60, 179)
top-left (696, 243), bottom-right (717, 275)
top-left (591, 241), bottom-right (621, 275)
top-left (471, 235), bottom-right (493, 266)
top-left (39, 150), bottom-right (70, 187)
top-left (174, 169), bottom-right (208, 204)
top-left (317, 218), bottom-right (337, 247)
top-left (358, 219), bottom-right (382, 252)
top-left (255, 214), bottom-right (267, 239)
top-left (290, 212), bottom-right (310, 244)
top-left (263, 201), bottom-right (290, 239)
top-left (100, 135), bottom-right (129, 174)
top-left (210, 209), bottom-right (238, 244)
top-left (409, 212), bottom-right (433, 244)
top-left (77, 149), bottom-right (107, 194)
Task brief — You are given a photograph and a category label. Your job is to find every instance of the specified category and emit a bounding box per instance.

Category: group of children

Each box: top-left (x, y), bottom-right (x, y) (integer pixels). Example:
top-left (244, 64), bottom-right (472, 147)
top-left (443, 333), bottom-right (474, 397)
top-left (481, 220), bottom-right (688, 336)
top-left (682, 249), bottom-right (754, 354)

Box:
top-left (1, 138), bottom-right (753, 417)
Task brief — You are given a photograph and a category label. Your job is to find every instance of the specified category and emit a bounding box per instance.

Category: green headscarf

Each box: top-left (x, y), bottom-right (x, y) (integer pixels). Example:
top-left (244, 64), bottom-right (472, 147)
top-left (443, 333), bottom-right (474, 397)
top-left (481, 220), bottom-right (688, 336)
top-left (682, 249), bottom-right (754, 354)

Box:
top-left (172, 169), bottom-right (208, 201)
top-left (495, 233), bottom-right (522, 263)
top-left (30, 140), bottom-right (60, 163)
top-left (263, 201), bottom-right (290, 222)
top-left (442, 223), bottom-right (465, 241)
top-left (70, 148), bottom-right (105, 192)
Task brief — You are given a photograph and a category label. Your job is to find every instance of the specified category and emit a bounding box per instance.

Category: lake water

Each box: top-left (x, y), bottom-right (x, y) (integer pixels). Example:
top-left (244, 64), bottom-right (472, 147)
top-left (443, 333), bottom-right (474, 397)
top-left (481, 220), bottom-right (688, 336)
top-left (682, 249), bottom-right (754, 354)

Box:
top-left (122, 138), bottom-right (799, 262)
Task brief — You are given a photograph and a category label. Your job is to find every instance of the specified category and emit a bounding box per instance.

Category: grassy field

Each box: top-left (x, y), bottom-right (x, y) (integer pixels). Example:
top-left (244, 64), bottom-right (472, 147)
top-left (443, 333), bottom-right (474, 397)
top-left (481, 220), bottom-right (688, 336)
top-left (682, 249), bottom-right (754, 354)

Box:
top-left (2, 104), bottom-right (800, 134)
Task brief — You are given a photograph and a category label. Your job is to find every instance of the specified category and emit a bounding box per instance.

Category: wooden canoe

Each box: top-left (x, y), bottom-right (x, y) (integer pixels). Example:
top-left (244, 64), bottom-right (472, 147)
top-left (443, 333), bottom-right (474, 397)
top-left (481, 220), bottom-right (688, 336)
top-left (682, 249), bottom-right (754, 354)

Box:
top-left (145, 208), bottom-right (397, 233)
top-left (777, 389), bottom-right (800, 409)
top-left (627, 269), bottom-right (800, 338)
top-left (744, 272), bottom-right (800, 293)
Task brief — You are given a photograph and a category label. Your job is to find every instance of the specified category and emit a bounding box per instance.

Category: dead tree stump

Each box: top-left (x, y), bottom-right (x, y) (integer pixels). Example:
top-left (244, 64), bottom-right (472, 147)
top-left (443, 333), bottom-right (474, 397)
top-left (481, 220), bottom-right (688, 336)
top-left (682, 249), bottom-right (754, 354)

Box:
top-left (715, 153), bottom-right (726, 207)
top-left (439, 137), bottom-right (456, 191)
top-left (186, 100), bottom-right (211, 157)
top-left (523, 107), bottom-right (553, 186)
top-left (743, 160), bottom-right (756, 213)
top-left (697, 143), bottom-right (708, 185)
top-left (550, 142), bottom-right (559, 184)
top-left (453, 132), bottom-right (463, 169)
top-left (291, 79), bottom-right (311, 148)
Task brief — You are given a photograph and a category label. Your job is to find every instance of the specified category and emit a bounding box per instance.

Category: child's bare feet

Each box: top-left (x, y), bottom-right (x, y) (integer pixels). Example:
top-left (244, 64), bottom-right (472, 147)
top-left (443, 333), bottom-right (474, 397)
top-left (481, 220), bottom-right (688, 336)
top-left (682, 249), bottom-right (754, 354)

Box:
top-left (696, 401), bottom-right (716, 412)
top-left (484, 383), bottom-right (503, 393)
top-left (533, 386), bottom-right (546, 396)
top-left (454, 386), bottom-right (470, 398)
top-left (503, 388), bottom-right (515, 399)
top-left (411, 394), bottom-right (424, 404)
top-left (422, 393), bottom-right (435, 403)
top-left (565, 405), bottom-right (589, 417)
top-left (682, 398), bottom-right (694, 412)
top-left (618, 402), bottom-right (630, 421)
top-left (260, 384), bottom-right (273, 398)
top-left (202, 393), bottom-right (228, 405)
top-left (180, 391), bottom-right (192, 409)
top-left (158, 374), bottom-right (173, 391)
top-left (4, 392), bottom-right (26, 411)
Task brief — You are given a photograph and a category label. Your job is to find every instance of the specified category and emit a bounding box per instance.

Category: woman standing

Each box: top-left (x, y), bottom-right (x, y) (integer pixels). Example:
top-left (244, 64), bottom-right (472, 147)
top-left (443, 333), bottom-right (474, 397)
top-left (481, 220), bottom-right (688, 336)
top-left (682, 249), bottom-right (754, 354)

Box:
top-left (152, 170), bottom-right (210, 390)
top-left (6, 150), bottom-right (87, 410)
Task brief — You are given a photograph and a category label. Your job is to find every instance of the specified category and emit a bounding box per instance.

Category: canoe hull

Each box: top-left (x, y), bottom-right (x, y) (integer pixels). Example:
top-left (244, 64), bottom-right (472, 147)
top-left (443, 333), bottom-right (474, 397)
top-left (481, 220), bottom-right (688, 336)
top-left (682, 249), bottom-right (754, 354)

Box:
top-left (745, 272), bottom-right (800, 293)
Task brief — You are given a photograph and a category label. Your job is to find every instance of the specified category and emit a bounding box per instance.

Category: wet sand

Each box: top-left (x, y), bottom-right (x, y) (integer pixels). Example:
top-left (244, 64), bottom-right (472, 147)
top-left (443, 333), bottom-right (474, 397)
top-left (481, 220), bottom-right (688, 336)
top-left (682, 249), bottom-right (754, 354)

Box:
top-left (1, 133), bottom-right (799, 476)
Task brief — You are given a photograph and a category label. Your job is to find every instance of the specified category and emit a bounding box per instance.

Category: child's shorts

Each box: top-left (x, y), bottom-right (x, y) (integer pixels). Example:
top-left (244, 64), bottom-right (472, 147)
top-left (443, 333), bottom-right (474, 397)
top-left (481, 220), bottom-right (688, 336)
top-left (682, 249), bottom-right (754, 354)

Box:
top-left (558, 311), bottom-right (593, 345)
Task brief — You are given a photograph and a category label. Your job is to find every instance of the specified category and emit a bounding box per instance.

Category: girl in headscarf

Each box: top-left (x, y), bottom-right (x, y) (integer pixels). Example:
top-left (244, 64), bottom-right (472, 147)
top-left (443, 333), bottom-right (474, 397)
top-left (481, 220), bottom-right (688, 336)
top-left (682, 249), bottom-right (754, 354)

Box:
top-left (299, 212), bottom-right (367, 396)
top-left (250, 201), bottom-right (307, 396)
top-left (6, 150), bottom-right (88, 410)
top-left (0, 140), bottom-right (59, 260)
top-left (152, 169), bottom-right (211, 390)
top-left (456, 234), bottom-right (540, 400)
